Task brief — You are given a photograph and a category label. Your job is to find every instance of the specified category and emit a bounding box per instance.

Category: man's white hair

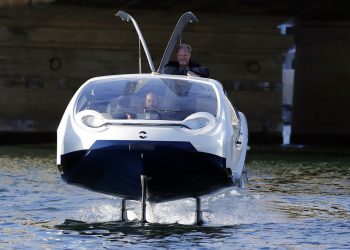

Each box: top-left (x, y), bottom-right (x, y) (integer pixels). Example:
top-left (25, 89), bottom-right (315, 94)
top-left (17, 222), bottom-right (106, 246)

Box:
top-left (177, 44), bottom-right (192, 54)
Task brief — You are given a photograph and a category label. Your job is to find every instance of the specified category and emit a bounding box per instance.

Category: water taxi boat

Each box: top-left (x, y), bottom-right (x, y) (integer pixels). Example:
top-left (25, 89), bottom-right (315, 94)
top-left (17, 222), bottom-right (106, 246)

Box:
top-left (57, 11), bottom-right (248, 224)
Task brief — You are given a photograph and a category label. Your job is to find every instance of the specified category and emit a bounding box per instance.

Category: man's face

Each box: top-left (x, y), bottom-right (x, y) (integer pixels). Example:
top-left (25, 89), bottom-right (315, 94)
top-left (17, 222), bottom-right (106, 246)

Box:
top-left (177, 47), bottom-right (191, 67)
top-left (145, 93), bottom-right (157, 109)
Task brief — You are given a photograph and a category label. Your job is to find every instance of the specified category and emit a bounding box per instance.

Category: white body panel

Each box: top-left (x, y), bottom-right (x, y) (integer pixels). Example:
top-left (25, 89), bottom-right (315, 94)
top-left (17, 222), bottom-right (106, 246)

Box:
top-left (57, 74), bottom-right (248, 185)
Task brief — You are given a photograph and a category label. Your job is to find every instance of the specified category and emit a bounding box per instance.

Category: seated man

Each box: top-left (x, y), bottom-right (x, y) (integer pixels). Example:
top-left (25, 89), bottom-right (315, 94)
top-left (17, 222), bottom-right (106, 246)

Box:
top-left (139, 92), bottom-right (161, 120)
top-left (144, 92), bottom-right (158, 111)
top-left (163, 44), bottom-right (209, 78)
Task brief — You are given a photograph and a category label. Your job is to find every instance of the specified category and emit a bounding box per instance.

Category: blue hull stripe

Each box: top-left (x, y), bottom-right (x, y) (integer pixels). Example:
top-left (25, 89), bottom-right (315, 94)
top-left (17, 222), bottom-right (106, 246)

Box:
top-left (60, 140), bottom-right (232, 201)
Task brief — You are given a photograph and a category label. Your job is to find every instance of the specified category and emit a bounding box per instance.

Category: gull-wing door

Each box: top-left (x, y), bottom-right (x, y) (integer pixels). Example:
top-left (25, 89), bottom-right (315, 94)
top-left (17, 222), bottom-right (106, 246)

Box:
top-left (116, 11), bottom-right (155, 73)
top-left (157, 12), bottom-right (199, 73)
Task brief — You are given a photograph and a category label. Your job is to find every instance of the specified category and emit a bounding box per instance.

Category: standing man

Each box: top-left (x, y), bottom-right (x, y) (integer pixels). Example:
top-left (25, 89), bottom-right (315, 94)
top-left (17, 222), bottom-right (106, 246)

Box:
top-left (164, 44), bottom-right (209, 78)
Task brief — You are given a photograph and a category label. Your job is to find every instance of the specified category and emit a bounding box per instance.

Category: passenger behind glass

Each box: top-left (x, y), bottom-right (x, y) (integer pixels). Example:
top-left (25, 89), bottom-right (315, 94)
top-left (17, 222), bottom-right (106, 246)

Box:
top-left (144, 92), bottom-right (158, 111)
top-left (108, 96), bottom-right (133, 119)
top-left (139, 92), bottom-right (161, 120)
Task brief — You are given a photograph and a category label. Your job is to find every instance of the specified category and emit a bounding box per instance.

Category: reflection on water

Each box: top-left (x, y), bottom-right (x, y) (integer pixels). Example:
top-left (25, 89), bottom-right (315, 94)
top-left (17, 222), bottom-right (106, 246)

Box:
top-left (247, 148), bottom-right (350, 223)
top-left (56, 219), bottom-right (229, 240)
top-left (0, 144), bottom-right (349, 249)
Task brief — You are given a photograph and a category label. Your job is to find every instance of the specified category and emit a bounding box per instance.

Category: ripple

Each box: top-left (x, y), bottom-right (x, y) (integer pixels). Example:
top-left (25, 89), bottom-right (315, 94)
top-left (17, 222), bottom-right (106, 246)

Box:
top-left (1, 145), bottom-right (350, 249)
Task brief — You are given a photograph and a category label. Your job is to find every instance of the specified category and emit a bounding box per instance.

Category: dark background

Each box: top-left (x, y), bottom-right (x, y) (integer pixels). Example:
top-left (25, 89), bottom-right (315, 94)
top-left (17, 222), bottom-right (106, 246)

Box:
top-left (0, 0), bottom-right (349, 144)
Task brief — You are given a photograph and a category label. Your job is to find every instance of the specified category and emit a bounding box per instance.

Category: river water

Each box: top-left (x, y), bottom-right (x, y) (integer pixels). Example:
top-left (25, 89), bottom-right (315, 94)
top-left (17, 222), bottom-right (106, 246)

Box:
top-left (0, 144), bottom-right (349, 249)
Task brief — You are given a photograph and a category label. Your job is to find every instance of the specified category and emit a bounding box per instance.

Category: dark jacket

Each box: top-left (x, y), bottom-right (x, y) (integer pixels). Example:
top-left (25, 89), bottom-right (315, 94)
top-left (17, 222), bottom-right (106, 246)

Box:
top-left (163, 61), bottom-right (210, 78)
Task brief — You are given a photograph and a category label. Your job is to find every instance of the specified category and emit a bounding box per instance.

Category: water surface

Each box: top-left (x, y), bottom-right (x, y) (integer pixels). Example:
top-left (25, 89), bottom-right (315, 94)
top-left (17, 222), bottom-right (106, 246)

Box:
top-left (0, 144), bottom-right (349, 249)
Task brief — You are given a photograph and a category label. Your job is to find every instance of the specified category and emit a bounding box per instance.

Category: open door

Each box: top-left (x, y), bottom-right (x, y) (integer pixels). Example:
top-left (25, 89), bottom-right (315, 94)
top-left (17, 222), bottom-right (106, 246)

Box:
top-left (116, 11), bottom-right (156, 73)
top-left (157, 12), bottom-right (199, 73)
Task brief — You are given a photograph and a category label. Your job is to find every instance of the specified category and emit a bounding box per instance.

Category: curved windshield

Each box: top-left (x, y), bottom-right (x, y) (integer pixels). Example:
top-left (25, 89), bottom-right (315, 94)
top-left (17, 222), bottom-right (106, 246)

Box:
top-left (75, 77), bottom-right (218, 121)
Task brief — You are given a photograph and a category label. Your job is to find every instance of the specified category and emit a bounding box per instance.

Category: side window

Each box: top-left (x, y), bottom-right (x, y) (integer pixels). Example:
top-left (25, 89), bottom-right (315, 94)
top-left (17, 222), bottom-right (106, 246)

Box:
top-left (196, 95), bottom-right (217, 116)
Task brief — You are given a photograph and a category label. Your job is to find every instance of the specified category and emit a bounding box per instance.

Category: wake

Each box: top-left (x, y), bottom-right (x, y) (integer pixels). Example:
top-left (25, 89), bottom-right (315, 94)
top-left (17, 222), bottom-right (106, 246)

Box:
top-left (67, 187), bottom-right (283, 226)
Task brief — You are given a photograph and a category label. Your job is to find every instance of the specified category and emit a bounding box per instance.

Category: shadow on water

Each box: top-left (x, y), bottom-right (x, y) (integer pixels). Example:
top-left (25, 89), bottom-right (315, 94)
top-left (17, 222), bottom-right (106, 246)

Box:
top-left (247, 145), bottom-right (350, 193)
top-left (0, 143), bottom-right (56, 158)
top-left (247, 157), bottom-right (350, 196)
top-left (245, 145), bottom-right (350, 221)
top-left (55, 219), bottom-right (236, 241)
